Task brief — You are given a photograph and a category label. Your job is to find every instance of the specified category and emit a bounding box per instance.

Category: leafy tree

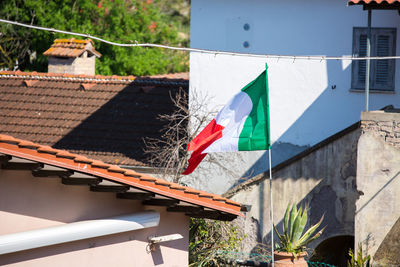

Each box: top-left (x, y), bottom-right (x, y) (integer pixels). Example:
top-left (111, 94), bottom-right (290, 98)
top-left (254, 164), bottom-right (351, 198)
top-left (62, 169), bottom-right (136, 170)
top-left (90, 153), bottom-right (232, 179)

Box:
top-left (0, 0), bottom-right (188, 75)
top-left (189, 218), bottom-right (243, 266)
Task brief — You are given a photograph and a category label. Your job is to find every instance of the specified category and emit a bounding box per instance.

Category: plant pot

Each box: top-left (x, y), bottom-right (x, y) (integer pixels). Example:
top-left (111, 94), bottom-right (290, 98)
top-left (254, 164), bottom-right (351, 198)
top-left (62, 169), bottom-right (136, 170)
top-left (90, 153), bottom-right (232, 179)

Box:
top-left (273, 251), bottom-right (308, 267)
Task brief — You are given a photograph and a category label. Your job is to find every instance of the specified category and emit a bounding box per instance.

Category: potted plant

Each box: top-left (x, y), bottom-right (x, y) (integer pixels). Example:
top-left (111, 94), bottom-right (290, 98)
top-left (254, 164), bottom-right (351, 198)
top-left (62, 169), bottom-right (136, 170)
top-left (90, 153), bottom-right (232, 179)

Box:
top-left (273, 203), bottom-right (325, 267)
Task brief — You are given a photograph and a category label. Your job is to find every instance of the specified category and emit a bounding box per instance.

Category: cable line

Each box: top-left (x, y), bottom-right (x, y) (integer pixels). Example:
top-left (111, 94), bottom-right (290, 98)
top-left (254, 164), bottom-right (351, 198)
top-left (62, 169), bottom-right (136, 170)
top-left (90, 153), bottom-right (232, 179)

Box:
top-left (1, 18), bottom-right (399, 61)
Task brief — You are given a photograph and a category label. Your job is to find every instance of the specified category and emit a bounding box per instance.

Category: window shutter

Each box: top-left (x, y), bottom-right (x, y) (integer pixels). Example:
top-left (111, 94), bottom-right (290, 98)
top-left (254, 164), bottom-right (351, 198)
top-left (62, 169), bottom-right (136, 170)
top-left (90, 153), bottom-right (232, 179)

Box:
top-left (351, 27), bottom-right (396, 91)
top-left (358, 34), bottom-right (367, 85)
top-left (351, 27), bottom-right (368, 89)
top-left (372, 29), bottom-right (396, 91)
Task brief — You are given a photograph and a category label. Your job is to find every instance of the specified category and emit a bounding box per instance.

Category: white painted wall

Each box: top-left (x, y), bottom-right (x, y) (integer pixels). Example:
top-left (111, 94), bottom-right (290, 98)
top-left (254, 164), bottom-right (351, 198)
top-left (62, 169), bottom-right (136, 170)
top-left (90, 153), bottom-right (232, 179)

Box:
top-left (187, 0), bottom-right (400, 193)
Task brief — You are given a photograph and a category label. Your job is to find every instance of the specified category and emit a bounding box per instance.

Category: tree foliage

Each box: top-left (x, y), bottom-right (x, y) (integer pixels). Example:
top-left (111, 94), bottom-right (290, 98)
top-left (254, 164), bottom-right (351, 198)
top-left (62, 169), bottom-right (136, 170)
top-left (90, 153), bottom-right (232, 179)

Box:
top-left (0, 0), bottom-right (189, 75)
top-left (189, 218), bottom-right (243, 266)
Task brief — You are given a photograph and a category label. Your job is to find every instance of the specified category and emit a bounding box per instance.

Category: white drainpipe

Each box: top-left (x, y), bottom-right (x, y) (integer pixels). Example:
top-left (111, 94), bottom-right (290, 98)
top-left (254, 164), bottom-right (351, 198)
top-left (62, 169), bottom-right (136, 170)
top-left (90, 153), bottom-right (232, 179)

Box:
top-left (0, 211), bottom-right (160, 255)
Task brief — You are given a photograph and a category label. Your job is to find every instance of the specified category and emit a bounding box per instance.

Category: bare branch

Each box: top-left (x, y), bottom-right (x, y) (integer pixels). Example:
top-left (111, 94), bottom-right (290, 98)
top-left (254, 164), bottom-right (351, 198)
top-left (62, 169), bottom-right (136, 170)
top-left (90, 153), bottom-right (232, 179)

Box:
top-left (144, 88), bottom-right (243, 185)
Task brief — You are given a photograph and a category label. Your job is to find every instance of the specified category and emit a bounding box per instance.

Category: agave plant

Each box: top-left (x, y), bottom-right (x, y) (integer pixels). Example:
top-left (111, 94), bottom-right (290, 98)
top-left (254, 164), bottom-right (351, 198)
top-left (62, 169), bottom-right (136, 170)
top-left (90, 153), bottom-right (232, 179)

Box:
top-left (347, 245), bottom-right (371, 267)
top-left (273, 203), bottom-right (325, 256)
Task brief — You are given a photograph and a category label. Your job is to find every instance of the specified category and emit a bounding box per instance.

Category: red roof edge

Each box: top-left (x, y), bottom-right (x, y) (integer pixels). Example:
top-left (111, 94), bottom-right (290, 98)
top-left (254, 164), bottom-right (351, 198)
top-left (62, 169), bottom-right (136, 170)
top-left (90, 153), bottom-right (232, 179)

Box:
top-left (0, 134), bottom-right (243, 218)
top-left (348, 0), bottom-right (400, 6)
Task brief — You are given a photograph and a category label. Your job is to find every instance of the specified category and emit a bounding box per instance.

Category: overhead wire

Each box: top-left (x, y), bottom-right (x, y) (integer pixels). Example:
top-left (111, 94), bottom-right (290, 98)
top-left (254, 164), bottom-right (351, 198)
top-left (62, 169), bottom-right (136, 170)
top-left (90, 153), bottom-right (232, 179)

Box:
top-left (1, 18), bottom-right (399, 61)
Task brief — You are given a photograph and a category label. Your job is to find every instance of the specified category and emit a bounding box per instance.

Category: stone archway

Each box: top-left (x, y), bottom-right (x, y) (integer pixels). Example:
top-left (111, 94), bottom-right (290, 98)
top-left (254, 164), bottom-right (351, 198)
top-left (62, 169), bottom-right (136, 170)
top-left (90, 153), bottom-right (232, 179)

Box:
top-left (309, 235), bottom-right (354, 267)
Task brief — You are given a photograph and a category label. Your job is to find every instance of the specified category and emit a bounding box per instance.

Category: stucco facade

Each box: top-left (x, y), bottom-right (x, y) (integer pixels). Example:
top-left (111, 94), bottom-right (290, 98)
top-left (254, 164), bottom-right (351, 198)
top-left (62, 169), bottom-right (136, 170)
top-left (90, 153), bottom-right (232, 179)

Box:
top-left (0, 169), bottom-right (189, 267)
top-left (356, 111), bottom-right (400, 266)
top-left (187, 0), bottom-right (400, 193)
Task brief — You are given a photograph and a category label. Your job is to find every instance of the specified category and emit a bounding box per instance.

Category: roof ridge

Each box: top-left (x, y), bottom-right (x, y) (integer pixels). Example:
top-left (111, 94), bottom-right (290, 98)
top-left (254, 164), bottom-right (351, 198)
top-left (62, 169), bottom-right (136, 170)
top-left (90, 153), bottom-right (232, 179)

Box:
top-left (44, 38), bottom-right (102, 58)
top-left (0, 70), bottom-right (135, 83)
top-left (0, 134), bottom-right (242, 217)
top-left (0, 70), bottom-right (189, 83)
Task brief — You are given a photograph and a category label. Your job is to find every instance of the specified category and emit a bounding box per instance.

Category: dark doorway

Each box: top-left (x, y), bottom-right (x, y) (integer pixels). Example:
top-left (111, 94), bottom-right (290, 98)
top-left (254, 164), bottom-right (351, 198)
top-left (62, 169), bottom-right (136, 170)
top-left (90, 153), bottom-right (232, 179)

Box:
top-left (310, 235), bottom-right (354, 267)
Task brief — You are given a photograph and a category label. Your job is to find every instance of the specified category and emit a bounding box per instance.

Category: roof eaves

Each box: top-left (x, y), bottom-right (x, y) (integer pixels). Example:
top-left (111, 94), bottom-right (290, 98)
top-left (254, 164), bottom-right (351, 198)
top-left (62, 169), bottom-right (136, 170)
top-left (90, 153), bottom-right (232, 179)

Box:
top-left (0, 134), bottom-right (242, 219)
top-left (347, 0), bottom-right (400, 8)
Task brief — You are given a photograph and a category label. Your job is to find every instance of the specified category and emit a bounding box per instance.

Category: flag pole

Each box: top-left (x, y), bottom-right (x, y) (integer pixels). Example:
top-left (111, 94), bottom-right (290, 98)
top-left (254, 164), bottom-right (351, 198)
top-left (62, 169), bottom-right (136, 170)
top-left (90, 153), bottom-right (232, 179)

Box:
top-left (269, 149), bottom-right (274, 266)
top-left (265, 63), bottom-right (274, 266)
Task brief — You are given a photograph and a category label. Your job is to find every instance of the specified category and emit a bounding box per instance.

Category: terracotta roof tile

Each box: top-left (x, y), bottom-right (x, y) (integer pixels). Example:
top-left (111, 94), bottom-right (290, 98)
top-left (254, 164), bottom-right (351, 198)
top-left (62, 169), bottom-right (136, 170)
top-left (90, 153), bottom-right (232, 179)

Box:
top-left (91, 160), bottom-right (112, 169)
top-left (23, 80), bottom-right (38, 87)
top-left (0, 135), bottom-right (20, 144)
top-left (107, 165), bottom-right (126, 173)
top-left (18, 140), bottom-right (41, 149)
top-left (148, 72), bottom-right (189, 80)
top-left (56, 150), bottom-right (76, 159)
top-left (184, 188), bottom-right (201, 195)
top-left (154, 179), bottom-right (171, 186)
top-left (198, 193), bottom-right (214, 199)
top-left (0, 134), bottom-right (243, 217)
top-left (73, 156), bottom-right (93, 164)
top-left (139, 176), bottom-right (157, 182)
top-left (212, 195), bottom-right (228, 202)
top-left (169, 183), bottom-right (187, 191)
top-left (43, 38), bottom-right (101, 58)
top-left (37, 146), bottom-right (59, 155)
top-left (123, 169), bottom-right (142, 178)
top-left (348, 0), bottom-right (400, 4)
top-left (0, 70), bottom-right (188, 167)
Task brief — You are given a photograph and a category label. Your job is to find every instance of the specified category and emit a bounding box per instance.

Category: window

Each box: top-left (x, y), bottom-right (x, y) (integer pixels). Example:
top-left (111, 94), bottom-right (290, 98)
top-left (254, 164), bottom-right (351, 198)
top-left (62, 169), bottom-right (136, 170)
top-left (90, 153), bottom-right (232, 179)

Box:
top-left (351, 27), bottom-right (396, 91)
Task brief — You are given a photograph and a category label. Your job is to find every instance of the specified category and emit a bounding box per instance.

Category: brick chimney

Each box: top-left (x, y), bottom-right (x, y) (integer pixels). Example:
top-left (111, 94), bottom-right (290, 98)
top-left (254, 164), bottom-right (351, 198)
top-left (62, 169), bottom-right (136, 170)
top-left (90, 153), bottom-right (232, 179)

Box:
top-left (43, 38), bottom-right (101, 76)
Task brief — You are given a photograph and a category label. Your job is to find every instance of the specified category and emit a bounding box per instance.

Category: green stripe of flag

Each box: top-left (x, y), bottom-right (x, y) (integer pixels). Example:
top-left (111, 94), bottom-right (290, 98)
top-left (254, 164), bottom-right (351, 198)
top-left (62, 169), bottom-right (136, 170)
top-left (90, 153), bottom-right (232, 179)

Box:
top-left (238, 65), bottom-right (271, 151)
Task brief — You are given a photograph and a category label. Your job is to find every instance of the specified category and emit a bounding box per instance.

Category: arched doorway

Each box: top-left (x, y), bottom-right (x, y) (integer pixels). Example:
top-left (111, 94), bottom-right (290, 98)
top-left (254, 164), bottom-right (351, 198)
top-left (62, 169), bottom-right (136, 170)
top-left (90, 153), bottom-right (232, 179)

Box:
top-left (309, 235), bottom-right (354, 267)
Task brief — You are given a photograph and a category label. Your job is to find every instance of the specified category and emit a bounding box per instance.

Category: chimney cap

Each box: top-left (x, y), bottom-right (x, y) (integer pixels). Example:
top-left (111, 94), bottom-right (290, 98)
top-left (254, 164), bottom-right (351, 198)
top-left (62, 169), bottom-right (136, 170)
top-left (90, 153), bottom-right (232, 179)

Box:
top-left (43, 38), bottom-right (102, 58)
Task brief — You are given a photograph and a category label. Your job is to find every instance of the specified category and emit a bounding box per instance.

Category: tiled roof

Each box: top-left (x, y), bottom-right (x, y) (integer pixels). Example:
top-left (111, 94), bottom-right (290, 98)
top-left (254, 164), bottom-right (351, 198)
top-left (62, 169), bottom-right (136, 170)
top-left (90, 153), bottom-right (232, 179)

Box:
top-left (0, 134), bottom-right (243, 220)
top-left (348, 0), bottom-right (400, 5)
top-left (0, 70), bottom-right (189, 167)
top-left (150, 72), bottom-right (189, 80)
top-left (43, 38), bottom-right (102, 58)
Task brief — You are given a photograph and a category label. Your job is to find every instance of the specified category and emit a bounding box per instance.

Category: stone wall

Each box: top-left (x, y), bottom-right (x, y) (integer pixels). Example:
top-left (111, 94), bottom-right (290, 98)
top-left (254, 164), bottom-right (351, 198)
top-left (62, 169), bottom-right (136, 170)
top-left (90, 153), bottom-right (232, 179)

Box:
top-left (356, 111), bottom-right (400, 266)
top-left (74, 55), bottom-right (96, 76)
top-left (48, 57), bottom-right (75, 74)
top-left (48, 54), bottom-right (96, 76)
top-left (229, 124), bottom-right (361, 260)
top-left (361, 111), bottom-right (400, 148)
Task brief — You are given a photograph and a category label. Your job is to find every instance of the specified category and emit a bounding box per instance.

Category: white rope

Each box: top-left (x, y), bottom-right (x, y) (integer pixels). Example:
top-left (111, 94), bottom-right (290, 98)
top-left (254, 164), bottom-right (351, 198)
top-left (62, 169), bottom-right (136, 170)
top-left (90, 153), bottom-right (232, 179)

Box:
top-left (1, 18), bottom-right (400, 61)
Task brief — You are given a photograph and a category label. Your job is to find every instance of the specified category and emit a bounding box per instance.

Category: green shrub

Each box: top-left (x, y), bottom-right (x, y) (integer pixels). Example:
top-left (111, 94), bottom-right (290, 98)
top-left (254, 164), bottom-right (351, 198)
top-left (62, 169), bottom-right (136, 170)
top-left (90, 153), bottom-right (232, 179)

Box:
top-left (347, 245), bottom-right (371, 267)
top-left (189, 218), bottom-right (243, 266)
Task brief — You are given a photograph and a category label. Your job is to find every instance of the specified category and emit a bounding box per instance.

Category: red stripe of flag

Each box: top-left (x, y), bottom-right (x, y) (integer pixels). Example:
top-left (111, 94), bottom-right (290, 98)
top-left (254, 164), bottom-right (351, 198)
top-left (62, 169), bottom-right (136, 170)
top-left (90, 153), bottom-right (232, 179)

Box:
top-left (182, 119), bottom-right (225, 175)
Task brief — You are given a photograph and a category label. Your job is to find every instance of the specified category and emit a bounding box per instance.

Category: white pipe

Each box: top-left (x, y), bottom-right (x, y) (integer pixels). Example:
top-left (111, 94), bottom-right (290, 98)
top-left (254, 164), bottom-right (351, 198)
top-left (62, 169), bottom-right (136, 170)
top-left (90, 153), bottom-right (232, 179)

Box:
top-left (0, 211), bottom-right (160, 255)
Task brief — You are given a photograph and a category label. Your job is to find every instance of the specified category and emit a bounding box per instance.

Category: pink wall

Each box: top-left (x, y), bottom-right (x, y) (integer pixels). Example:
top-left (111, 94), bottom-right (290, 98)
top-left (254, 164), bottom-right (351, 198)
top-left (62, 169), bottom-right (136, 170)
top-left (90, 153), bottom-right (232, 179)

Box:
top-left (0, 169), bottom-right (189, 267)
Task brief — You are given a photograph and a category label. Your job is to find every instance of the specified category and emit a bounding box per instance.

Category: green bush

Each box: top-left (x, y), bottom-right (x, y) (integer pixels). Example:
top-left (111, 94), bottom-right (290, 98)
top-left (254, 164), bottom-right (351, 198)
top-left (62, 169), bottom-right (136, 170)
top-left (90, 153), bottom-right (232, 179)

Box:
top-left (0, 0), bottom-right (188, 76)
top-left (347, 245), bottom-right (372, 267)
top-left (189, 218), bottom-right (243, 266)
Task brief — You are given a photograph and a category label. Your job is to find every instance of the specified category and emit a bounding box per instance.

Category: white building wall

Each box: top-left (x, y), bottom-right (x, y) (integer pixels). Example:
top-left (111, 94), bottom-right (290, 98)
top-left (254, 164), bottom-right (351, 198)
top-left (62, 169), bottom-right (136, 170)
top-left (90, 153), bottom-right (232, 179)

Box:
top-left (187, 0), bottom-right (400, 193)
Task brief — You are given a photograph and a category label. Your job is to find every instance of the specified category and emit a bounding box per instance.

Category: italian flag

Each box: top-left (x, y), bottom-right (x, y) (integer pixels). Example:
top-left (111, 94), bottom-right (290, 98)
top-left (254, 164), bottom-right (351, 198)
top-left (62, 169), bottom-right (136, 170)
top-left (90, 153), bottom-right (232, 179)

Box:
top-left (182, 66), bottom-right (271, 175)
